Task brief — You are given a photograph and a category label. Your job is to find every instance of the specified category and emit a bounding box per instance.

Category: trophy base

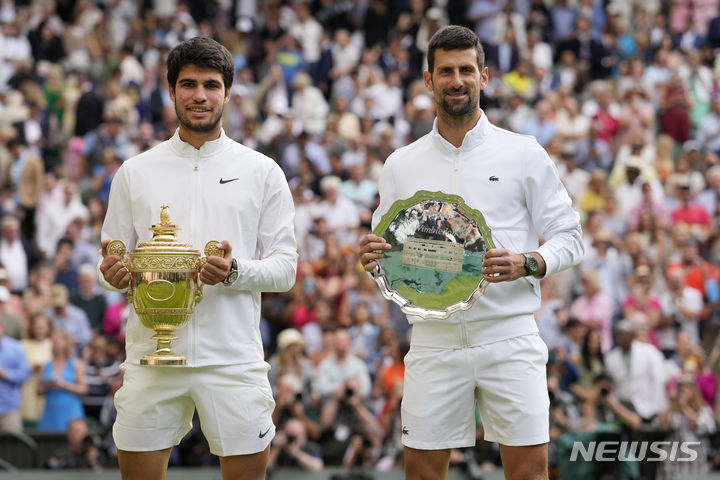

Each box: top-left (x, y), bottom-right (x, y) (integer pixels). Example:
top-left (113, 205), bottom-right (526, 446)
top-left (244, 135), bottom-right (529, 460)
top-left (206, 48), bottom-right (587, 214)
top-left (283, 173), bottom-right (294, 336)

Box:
top-left (140, 355), bottom-right (186, 366)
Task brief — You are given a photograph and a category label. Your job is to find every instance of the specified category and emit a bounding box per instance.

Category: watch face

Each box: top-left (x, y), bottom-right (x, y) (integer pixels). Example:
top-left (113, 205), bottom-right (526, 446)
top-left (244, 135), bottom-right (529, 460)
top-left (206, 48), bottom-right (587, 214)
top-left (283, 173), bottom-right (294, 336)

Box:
top-left (227, 271), bottom-right (239, 284)
top-left (525, 254), bottom-right (538, 274)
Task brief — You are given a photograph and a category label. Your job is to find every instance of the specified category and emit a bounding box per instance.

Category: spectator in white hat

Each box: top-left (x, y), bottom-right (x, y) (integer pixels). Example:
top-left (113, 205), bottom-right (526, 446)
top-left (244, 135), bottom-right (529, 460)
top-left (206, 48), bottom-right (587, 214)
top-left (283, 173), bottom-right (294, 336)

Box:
top-left (268, 328), bottom-right (312, 394)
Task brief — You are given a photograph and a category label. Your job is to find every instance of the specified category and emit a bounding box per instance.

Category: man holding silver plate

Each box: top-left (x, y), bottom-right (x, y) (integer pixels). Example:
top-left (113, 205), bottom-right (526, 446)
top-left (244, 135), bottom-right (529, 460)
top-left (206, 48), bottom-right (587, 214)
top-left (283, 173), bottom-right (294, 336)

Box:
top-left (98, 37), bottom-right (297, 480)
top-left (359, 26), bottom-right (583, 480)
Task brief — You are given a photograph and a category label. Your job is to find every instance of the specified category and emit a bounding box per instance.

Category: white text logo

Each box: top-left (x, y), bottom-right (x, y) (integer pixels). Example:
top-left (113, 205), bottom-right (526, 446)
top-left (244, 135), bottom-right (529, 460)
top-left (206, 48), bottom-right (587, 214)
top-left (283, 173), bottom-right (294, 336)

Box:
top-left (569, 441), bottom-right (701, 462)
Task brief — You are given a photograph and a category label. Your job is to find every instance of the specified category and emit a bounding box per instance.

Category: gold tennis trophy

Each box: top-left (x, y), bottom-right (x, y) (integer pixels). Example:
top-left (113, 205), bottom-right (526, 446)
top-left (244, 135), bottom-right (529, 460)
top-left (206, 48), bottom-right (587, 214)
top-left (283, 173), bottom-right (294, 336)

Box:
top-left (106, 205), bottom-right (221, 365)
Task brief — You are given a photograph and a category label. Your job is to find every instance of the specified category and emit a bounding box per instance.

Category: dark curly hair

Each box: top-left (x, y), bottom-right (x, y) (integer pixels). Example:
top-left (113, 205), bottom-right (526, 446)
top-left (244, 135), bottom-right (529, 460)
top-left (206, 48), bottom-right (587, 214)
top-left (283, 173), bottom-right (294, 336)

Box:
top-left (166, 37), bottom-right (234, 91)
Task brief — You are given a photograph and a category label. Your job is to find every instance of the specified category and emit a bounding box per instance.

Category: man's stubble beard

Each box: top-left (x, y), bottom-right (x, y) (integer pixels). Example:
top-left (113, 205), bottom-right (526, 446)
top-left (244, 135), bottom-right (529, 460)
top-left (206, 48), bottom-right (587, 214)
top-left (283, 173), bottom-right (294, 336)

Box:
top-left (440, 98), bottom-right (475, 117)
top-left (175, 104), bottom-right (224, 133)
top-left (439, 90), bottom-right (479, 117)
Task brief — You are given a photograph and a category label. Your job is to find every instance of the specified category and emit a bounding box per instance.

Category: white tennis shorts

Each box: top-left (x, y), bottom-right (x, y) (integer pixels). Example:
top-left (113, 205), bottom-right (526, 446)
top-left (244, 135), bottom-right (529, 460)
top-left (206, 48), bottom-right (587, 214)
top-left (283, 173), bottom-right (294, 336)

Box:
top-left (113, 362), bottom-right (276, 457)
top-left (401, 329), bottom-right (549, 449)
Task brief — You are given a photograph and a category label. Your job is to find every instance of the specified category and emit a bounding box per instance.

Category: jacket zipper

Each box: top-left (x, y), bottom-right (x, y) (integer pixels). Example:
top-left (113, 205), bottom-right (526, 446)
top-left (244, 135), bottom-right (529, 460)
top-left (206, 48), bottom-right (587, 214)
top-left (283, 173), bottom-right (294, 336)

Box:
top-left (191, 150), bottom-right (200, 365)
top-left (452, 149), bottom-right (468, 346)
top-left (453, 149), bottom-right (460, 193)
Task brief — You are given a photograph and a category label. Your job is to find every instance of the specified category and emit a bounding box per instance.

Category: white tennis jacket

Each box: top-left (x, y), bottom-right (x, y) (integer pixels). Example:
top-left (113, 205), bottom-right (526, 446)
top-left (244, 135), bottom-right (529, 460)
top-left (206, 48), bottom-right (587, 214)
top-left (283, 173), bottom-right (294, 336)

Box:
top-left (99, 130), bottom-right (298, 367)
top-left (372, 113), bottom-right (584, 343)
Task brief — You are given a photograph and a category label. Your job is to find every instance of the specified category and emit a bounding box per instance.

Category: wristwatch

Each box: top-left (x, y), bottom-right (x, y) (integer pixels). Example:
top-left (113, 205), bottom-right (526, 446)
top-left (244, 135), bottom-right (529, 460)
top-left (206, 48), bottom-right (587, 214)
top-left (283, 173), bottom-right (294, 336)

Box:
top-left (523, 253), bottom-right (539, 277)
top-left (223, 258), bottom-right (238, 285)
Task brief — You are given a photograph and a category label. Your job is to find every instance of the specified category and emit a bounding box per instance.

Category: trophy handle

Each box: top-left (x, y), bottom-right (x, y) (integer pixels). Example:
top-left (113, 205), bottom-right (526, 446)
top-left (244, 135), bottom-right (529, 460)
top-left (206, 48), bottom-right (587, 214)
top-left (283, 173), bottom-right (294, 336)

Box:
top-left (126, 273), bottom-right (134, 304)
top-left (195, 240), bottom-right (223, 301)
top-left (122, 257), bottom-right (135, 304)
top-left (203, 240), bottom-right (223, 259)
top-left (106, 240), bottom-right (133, 302)
top-left (106, 239), bottom-right (127, 257)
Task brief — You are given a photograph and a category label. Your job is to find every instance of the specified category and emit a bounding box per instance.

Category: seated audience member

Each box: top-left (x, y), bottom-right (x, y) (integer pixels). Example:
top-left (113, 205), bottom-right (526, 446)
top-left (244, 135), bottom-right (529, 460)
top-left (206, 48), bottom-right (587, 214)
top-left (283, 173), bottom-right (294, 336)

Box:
top-left (272, 373), bottom-right (321, 441)
top-left (20, 312), bottom-right (53, 426)
top-left (47, 417), bottom-right (105, 470)
top-left (348, 302), bottom-right (380, 372)
top-left (0, 315), bottom-right (30, 432)
top-left (318, 376), bottom-right (383, 468)
top-left (621, 265), bottom-right (662, 348)
top-left (102, 293), bottom-right (128, 341)
top-left (569, 328), bottom-right (605, 406)
top-left (570, 270), bottom-right (614, 353)
top-left (70, 264), bottom-right (108, 334)
top-left (52, 238), bottom-right (80, 291)
top-left (0, 285), bottom-right (24, 340)
top-left (36, 329), bottom-right (87, 431)
top-left (658, 267), bottom-right (704, 355)
top-left (268, 417), bottom-right (324, 471)
top-left (657, 375), bottom-right (716, 479)
top-left (268, 328), bottom-right (313, 395)
top-left (314, 328), bottom-right (371, 400)
top-left (82, 335), bottom-right (121, 422)
top-left (0, 269), bottom-right (24, 320)
top-left (46, 283), bottom-right (92, 354)
top-left (583, 373), bottom-right (644, 432)
top-left (604, 320), bottom-right (668, 421)
top-left (0, 214), bottom-right (39, 295)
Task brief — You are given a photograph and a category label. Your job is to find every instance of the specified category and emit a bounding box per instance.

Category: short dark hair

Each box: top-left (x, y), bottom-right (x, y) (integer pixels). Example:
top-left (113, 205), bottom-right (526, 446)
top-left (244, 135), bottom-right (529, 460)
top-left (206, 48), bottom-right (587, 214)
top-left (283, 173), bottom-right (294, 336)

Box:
top-left (56, 236), bottom-right (74, 250)
top-left (427, 25), bottom-right (485, 75)
top-left (166, 37), bottom-right (234, 91)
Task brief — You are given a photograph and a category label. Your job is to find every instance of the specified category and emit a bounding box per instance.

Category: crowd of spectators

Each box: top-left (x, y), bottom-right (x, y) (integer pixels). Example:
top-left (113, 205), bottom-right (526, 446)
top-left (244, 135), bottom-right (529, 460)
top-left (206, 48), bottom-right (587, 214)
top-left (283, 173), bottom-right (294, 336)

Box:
top-left (3, 0), bottom-right (720, 478)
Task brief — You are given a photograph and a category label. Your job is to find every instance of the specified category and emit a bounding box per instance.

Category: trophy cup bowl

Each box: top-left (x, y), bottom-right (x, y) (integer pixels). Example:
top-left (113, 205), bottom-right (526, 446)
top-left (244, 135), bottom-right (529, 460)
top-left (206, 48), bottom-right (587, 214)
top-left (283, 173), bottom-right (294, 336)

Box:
top-left (107, 205), bottom-right (221, 366)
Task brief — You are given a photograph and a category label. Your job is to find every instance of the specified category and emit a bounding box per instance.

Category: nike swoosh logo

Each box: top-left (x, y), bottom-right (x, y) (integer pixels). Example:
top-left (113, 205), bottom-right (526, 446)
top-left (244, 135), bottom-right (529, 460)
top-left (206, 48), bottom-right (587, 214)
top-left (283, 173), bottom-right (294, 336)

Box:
top-left (259, 426), bottom-right (272, 438)
top-left (219, 177), bottom-right (239, 184)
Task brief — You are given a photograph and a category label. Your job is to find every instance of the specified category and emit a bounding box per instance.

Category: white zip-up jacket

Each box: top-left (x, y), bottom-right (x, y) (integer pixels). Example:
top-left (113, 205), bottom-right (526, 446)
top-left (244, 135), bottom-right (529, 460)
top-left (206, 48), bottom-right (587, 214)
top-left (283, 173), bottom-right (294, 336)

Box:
top-left (372, 113), bottom-right (583, 341)
top-left (99, 130), bottom-right (298, 367)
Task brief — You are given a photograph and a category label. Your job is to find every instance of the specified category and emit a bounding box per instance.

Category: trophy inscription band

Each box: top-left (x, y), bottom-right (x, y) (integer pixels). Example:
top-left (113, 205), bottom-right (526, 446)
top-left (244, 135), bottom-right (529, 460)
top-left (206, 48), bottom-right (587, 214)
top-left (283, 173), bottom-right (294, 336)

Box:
top-left (110, 205), bottom-right (219, 366)
top-left (372, 191), bottom-right (494, 319)
top-left (129, 256), bottom-right (200, 271)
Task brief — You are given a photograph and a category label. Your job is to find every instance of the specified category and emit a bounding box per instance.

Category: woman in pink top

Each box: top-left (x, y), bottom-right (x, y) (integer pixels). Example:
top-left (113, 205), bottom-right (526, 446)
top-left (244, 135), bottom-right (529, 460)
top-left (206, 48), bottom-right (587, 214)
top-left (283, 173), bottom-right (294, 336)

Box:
top-left (102, 294), bottom-right (128, 341)
top-left (570, 270), bottom-right (614, 353)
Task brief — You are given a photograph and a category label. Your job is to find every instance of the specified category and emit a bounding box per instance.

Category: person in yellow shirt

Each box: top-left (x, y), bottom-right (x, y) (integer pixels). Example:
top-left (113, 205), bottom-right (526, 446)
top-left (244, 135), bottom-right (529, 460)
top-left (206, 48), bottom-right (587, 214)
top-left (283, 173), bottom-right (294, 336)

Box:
top-left (502, 59), bottom-right (535, 101)
top-left (578, 169), bottom-right (608, 214)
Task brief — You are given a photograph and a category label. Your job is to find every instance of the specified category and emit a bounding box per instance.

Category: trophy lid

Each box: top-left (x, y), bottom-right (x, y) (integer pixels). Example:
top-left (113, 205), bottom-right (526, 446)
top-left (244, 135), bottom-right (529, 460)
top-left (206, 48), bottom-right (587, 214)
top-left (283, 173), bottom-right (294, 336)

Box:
top-left (134, 205), bottom-right (196, 253)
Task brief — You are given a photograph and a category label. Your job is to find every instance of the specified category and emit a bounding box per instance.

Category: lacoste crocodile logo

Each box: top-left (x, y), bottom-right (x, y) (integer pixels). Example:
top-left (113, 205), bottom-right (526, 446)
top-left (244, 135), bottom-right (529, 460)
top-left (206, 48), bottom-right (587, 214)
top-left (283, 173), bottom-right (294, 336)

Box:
top-left (489, 176), bottom-right (499, 182)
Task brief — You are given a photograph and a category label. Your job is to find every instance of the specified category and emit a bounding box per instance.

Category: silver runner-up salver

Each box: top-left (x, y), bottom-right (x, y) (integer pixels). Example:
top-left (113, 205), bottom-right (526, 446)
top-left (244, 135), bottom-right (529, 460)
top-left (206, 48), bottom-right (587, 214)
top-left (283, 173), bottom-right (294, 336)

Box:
top-left (372, 190), bottom-right (494, 319)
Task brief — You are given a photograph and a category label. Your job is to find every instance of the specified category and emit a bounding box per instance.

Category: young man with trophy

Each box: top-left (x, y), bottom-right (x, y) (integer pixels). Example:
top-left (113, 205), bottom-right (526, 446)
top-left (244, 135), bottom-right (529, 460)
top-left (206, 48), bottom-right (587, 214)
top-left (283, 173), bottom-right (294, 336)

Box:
top-left (99, 37), bottom-right (297, 480)
top-left (359, 26), bottom-right (583, 480)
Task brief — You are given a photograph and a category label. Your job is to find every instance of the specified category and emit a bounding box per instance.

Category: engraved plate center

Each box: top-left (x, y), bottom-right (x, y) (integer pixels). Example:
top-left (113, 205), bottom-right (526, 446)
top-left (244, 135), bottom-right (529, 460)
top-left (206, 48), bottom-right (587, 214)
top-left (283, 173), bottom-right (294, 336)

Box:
top-left (401, 237), bottom-right (464, 273)
top-left (146, 279), bottom-right (176, 302)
